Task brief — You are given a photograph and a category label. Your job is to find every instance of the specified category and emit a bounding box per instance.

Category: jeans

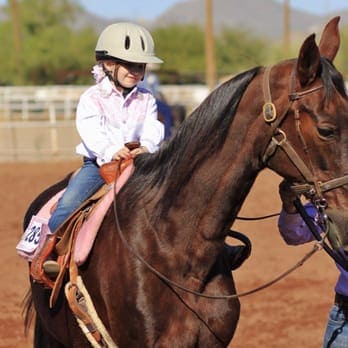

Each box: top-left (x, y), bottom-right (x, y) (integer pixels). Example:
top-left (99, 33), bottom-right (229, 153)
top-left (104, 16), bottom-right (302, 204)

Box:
top-left (48, 158), bottom-right (105, 233)
top-left (323, 305), bottom-right (348, 348)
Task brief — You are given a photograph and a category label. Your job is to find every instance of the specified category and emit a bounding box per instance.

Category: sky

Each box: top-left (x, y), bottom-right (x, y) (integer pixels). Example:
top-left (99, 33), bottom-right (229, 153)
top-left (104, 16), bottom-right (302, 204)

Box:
top-left (0, 1), bottom-right (346, 20)
top-left (75, 0), bottom-right (348, 20)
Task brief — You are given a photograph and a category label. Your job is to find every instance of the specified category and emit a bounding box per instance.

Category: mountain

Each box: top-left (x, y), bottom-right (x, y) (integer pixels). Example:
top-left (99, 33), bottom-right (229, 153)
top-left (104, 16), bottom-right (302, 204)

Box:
top-left (152, 0), bottom-right (348, 41)
top-left (1, 0), bottom-right (347, 42)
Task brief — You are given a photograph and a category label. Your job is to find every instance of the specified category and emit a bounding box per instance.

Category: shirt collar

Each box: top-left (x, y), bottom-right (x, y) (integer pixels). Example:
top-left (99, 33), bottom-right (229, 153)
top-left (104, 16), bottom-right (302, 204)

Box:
top-left (98, 76), bottom-right (140, 100)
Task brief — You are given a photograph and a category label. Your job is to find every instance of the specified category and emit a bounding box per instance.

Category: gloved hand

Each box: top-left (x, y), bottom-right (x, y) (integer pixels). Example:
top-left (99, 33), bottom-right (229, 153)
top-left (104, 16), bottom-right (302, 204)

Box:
top-left (279, 180), bottom-right (298, 214)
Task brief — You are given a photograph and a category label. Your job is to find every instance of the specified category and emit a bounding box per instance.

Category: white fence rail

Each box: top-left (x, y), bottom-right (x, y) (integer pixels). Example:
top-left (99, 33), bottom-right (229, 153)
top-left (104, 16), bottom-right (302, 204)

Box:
top-left (0, 85), bottom-right (86, 121)
top-left (0, 85), bottom-right (209, 162)
top-left (0, 86), bottom-right (86, 161)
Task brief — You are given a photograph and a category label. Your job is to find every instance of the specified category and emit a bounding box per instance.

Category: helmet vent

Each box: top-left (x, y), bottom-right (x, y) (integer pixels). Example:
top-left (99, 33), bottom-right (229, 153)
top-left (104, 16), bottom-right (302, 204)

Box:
top-left (124, 35), bottom-right (130, 50)
top-left (140, 37), bottom-right (145, 51)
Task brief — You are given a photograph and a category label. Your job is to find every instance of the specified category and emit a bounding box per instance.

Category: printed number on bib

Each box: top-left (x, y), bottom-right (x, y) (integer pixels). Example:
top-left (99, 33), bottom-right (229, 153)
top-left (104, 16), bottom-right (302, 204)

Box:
top-left (16, 216), bottom-right (48, 254)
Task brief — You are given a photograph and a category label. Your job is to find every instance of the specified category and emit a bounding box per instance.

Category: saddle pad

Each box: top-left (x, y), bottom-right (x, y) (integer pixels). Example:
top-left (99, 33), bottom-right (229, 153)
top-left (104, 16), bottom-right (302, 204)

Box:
top-left (17, 162), bottom-right (134, 264)
top-left (16, 190), bottom-right (65, 261)
top-left (74, 163), bottom-right (134, 265)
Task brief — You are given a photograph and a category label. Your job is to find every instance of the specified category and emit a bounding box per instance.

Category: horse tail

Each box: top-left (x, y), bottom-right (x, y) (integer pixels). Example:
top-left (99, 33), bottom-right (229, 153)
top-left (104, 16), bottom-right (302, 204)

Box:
top-left (22, 288), bottom-right (57, 347)
top-left (21, 171), bottom-right (74, 329)
top-left (22, 288), bottom-right (35, 337)
top-left (33, 315), bottom-right (48, 348)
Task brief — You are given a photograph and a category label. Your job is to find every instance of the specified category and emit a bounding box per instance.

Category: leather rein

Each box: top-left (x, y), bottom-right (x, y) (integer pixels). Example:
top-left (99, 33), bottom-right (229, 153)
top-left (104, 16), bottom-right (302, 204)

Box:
top-left (112, 63), bottom-right (346, 301)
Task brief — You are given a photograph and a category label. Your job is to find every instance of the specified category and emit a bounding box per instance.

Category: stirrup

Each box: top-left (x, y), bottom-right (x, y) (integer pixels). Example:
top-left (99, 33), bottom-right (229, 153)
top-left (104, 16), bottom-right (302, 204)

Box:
top-left (30, 233), bottom-right (57, 288)
top-left (43, 260), bottom-right (60, 277)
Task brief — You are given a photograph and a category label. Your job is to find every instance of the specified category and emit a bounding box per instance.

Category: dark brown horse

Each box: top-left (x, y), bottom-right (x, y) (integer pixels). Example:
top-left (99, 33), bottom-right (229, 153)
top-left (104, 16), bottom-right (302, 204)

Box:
top-left (24, 17), bottom-right (348, 347)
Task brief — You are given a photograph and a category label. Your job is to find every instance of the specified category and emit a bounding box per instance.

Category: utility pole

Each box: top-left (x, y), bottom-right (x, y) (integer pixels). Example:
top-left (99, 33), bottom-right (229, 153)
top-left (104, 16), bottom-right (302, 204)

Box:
top-left (11, 0), bottom-right (22, 55)
top-left (205, 0), bottom-right (216, 91)
top-left (283, 0), bottom-right (290, 57)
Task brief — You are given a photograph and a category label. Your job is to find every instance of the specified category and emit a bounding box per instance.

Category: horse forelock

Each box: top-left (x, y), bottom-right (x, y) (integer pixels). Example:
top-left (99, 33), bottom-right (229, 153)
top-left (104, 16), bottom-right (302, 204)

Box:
top-left (321, 57), bottom-right (347, 100)
top-left (122, 67), bottom-right (261, 212)
top-left (321, 59), bottom-right (348, 171)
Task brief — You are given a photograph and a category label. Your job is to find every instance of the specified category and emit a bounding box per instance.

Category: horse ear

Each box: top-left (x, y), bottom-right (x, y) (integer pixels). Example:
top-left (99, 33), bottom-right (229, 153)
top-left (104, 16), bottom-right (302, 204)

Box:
top-left (318, 16), bottom-right (340, 62)
top-left (296, 34), bottom-right (321, 86)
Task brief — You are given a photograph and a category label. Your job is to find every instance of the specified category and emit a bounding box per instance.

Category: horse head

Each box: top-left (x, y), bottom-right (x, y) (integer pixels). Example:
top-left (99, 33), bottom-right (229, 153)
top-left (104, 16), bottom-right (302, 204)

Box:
top-left (263, 17), bottom-right (348, 255)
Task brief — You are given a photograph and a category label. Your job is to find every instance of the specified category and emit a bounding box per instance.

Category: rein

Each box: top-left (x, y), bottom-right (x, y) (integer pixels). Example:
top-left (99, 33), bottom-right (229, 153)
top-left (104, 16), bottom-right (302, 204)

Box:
top-left (294, 198), bottom-right (348, 270)
top-left (112, 163), bottom-right (319, 300)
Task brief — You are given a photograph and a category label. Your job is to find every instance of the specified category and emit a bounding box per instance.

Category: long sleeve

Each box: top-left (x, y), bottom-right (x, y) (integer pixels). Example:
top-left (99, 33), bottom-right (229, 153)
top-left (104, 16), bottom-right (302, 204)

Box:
top-left (76, 90), bottom-right (124, 164)
top-left (278, 204), bottom-right (319, 245)
top-left (278, 203), bottom-right (348, 296)
top-left (138, 96), bottom-right (164, 153)
top-left (75, 78), bottom-right (164, 165)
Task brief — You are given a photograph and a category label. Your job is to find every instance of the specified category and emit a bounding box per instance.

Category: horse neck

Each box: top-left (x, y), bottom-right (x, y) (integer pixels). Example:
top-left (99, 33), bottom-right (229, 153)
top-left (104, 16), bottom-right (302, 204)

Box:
top-left (120, 69), bottom-right (276, 275)
top-left (176, 145), bottom-right (258, 233)
top-left (161, 86), bottom-right (268, 242)
top-left (134, 141), bottom-right (258, 283)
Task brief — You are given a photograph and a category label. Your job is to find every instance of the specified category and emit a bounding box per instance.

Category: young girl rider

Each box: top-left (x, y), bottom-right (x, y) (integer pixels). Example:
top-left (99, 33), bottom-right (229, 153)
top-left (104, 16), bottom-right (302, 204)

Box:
top-left (39, 22), bottom-right (164, 275)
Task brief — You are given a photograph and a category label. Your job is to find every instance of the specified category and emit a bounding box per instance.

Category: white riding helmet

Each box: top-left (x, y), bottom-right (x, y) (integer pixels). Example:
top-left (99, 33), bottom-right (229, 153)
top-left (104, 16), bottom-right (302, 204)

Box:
top-left (95, 22), bottom-right (163, 64)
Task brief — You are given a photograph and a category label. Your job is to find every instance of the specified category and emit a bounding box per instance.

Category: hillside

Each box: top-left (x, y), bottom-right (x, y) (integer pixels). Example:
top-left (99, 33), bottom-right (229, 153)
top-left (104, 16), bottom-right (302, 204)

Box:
top-left (153, 0), bottom-right (348, 40)
top-left (1, 0), bottom-right (347, 41)
top-left (77, 0), bottom-right (348, 41)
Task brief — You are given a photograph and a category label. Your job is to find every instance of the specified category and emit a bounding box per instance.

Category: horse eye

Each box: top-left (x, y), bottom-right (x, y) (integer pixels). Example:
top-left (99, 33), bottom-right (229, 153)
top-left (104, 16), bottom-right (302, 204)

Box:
top-left (317, 126), bottom-right (335, 138)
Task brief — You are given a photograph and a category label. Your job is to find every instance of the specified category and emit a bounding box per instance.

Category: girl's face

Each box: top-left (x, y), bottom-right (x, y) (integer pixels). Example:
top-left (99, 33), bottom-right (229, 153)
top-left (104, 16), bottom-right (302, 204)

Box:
top-left (104, 60), bottom-right (146, 89)
top-left (117, 62), bottom-right (146, 88)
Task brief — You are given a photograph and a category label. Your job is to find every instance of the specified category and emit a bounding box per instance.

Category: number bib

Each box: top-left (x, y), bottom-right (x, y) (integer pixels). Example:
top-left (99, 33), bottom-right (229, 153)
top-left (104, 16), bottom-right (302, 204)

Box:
top-left (16, 215), bottom-right (50, 261)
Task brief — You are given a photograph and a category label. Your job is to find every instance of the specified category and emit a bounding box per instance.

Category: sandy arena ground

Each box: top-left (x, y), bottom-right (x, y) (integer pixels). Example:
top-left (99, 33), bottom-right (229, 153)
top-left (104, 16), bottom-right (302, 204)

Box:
top-left (0, 161), bottom-right (337, 347)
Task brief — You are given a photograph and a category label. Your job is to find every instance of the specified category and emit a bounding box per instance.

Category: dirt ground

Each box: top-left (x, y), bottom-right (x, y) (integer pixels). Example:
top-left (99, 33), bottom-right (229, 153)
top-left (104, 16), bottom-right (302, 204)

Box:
top-left (0, 161), bottom-right (337, 347)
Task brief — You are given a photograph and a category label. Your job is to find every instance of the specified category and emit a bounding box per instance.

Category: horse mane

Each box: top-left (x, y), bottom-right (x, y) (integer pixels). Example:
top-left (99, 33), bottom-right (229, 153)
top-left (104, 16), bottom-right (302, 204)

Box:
top-left (122, 66), bottom-right (261, 213)
top-left (321, 57), bottom-right (347, 99)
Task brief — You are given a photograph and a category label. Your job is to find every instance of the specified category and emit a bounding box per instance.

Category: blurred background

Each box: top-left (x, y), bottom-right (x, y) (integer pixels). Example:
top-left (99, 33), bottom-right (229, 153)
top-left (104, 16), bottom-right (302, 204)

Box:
top-left (0, 0), bottom-right (347, 161)
top-left (2, 2), bottom-right (346, 347)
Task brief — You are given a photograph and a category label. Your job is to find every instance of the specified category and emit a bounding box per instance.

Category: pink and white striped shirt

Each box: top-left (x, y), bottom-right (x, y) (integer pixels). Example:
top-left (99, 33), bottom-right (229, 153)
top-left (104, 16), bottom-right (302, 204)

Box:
top-left (75, 76), bottom-right (164, 166)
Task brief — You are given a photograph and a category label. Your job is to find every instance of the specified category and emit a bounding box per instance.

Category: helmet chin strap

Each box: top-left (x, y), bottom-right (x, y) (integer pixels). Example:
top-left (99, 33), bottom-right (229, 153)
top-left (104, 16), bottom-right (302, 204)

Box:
top-left (102, 63), bottom-right (132, 92)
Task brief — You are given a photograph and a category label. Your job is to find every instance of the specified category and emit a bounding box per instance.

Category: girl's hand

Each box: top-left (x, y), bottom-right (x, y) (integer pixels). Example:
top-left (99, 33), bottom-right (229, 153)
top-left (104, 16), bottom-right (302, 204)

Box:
top-left (112, 147), bottom-right (131, 161)
top-left (131, 146), bottom-right (148, 158)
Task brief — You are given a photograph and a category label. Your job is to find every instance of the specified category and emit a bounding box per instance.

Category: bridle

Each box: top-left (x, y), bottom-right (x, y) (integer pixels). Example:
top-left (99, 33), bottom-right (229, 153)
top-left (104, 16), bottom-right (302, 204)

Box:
top-left (261, 64), bottom-right (348, 270)
top-left (262, 65), bottom-right (348, 198)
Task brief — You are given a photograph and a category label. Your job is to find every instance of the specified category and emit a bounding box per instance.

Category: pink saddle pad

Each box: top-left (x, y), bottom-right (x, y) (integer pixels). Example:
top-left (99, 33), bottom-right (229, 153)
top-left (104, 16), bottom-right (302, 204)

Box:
top-left (74, 163), bottom-right (134, 265)
top-left (21, 163), bottom-right (134, 265)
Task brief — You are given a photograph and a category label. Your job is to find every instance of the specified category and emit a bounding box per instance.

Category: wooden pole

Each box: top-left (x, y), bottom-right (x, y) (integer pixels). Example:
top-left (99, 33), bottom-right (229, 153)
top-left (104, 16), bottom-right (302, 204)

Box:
top-left (205, 0), bottom-right (216, 91)
top-left (283, 0), bottom-right (290, 57)
top-left (11, 0), bottom-right (21, 54)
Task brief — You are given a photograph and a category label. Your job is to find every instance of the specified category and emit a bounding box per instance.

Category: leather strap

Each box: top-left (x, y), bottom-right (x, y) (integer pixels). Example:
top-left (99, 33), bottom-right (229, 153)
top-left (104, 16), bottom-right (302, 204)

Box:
top-left (291, 175), bottom-right (348, 195)
top-left (49, 210), bottom-right (87, 308)
top-left (30, 233), bottom-right (57, 288)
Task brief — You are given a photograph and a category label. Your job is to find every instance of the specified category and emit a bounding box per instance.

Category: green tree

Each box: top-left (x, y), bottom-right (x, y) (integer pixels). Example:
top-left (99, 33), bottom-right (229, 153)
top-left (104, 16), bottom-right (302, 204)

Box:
top-left (216, 29), bottom-right (270, 78)
top-left (1, 0), bottom-right (96, 85)
top-left (1, 2), bottom-right (345, 86)
top-left (0, 20), bottom-right (15, 85)
top-left (153, 25), bottom-right (205, 83)
top-left (334, 25), bottom-right (348, 79)
top-left (153, 25), bottom-right (272, 84)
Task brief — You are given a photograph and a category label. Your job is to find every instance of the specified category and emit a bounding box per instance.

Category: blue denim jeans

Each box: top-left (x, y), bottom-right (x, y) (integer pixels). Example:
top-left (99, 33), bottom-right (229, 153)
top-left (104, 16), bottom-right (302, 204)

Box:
top-left (48, 158), bottom-right (105, 233)
top-left (323, 305), bottom-right (348, 348)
